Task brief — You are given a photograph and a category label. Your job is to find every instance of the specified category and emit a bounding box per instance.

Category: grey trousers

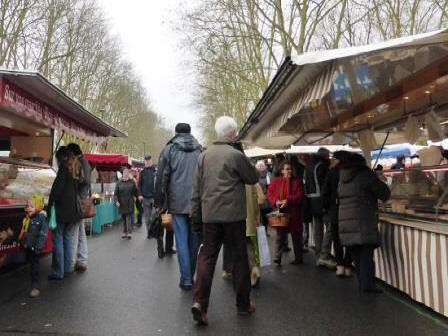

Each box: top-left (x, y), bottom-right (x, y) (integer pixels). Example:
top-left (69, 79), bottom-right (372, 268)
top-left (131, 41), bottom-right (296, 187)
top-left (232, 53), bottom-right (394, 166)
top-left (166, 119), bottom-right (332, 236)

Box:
top-left (313, 216), bottom-right (332, 259)
top-left (71, 220), bottom-right (88, 268)
top-left (142, 198), bottom-right (154, 236)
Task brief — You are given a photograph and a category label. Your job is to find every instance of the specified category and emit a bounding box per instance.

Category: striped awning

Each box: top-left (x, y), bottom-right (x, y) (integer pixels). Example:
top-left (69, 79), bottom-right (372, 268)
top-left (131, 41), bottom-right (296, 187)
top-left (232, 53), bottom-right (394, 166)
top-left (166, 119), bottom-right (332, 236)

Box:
top-left (265, 62), bottom-right (335, 140)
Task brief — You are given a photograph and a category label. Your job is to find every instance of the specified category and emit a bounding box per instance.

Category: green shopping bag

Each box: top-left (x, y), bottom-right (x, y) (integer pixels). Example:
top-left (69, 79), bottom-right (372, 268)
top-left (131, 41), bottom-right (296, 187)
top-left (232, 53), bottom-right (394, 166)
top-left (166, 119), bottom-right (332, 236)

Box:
top-left (49, 205), bottom-right (57, 231)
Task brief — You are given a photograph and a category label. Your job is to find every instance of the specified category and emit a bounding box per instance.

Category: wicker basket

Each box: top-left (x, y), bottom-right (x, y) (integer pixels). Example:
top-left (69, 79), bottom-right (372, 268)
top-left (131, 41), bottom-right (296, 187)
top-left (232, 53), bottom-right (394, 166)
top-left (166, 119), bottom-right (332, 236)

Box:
top-left (267, 211), bottom-right (289, 227)
top-left (161, 211), bottom-right (173, 231)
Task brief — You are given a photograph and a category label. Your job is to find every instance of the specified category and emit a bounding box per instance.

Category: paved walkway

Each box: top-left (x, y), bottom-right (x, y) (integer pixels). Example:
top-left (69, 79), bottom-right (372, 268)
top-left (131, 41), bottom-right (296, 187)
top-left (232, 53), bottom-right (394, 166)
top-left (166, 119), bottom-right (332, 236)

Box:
top-left (0, 224), bottom-right (447, 335)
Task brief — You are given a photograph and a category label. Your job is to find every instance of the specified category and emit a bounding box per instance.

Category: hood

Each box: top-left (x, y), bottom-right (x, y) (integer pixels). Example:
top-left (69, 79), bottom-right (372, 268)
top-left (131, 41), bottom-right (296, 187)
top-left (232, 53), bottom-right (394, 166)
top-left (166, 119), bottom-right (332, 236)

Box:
top-left (171, 133), bottom-right (202, 152)
top-left (339, 163), bottom-right (369, 184)
top-left (310, 154), bottom-right (329, 166)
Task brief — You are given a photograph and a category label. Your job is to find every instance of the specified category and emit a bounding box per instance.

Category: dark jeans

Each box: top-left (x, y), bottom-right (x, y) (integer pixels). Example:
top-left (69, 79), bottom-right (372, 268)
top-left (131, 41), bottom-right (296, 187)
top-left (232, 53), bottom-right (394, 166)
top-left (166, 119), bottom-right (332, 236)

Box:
top-left (194, 221), bottom-right (251, 312)
top-left (122, 214), bottom-right (132, 234)
top-left (136, 199), bottom-right (143, 225)
top-left (27, 250), bottom-right (40, 289)
top-left (274, 228), bottom-right (303, 262)
top-left (157, 227), bottom-right (174, 253)
top-left (350, 245), bottom-right (376, 292)
top-left (330, 220), bottom-right (349, 266)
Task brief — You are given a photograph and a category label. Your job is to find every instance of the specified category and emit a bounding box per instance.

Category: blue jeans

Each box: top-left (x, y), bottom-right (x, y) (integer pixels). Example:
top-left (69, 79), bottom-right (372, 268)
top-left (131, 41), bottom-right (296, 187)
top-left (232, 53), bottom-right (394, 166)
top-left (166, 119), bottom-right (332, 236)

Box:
top-left (51, 221), bottom-right (78, 278)
top-left (172, 214), bottom-right (200, 286)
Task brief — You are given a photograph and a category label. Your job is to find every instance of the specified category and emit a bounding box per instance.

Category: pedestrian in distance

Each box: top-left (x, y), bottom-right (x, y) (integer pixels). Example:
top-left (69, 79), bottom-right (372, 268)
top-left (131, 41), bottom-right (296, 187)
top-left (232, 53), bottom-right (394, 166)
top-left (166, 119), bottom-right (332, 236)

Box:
top-left (19, 197), bottom-right (48, 298)
top-left (48, 147), bottom-right (83, 280)
top-left (304, 147), bottom-right (336, 269)
top-left (191, 116), bottom-right (259, 325)
top-left (67, 143), bottom-right (90, 273)
top-left (115, 168), bottom-right (138, 240)
top-left (338, 153), bottom-right (391, 294)
top-left (267, 160), bottom-right (305, 265)
top-left (154, 123), bottom-right (202, 288)
top-left (138, 155), bottom-right (157, 237)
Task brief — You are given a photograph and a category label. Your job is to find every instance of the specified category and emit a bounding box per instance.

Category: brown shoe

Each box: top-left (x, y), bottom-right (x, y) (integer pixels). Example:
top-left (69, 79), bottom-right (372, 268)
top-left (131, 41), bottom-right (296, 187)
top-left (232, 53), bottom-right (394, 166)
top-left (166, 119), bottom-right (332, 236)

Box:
top-left (74, 264), bottom-right (87, 272)
top-left (237, 301), bottom-right (256, 315)
top-left (191, 302), bottom-right (208, 326)
top-left (29, 288), bottom-right (40, 298)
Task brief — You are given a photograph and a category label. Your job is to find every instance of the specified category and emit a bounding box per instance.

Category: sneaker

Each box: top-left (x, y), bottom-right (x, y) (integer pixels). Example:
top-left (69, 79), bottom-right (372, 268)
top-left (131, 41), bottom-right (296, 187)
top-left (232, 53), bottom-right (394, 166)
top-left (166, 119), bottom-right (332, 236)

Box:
top-left (250, 267), bottom-right (260, 288)
top-left (179, 284), bottom-right (193, 291)
top-left (127, 234), bottom-right (132, 240)
top-left (74, 263), bottom-right (87, 272)
top-left (29, 288), bottom-right (40, 298)
top-left (237, 301), bottom-right (256, 315)
top-left (316, 258), bottom-right (337, 270)
top-left (191, 302), bottom-right (208, 325)
top-left (336, 265), bottom-right (345, 277)
top-left (344, 267), bottom-right (353, 277)
top-left (121, 234), bottom-right (128, 239)
top-left (222, 271), bottom-right (232, 280)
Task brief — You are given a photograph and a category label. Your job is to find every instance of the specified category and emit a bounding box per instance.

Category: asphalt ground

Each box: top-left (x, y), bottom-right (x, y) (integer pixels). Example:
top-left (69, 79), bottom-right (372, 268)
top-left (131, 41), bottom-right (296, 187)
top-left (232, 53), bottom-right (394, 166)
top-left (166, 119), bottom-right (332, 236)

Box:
top-left (0, 223), bottom-right (447, 336)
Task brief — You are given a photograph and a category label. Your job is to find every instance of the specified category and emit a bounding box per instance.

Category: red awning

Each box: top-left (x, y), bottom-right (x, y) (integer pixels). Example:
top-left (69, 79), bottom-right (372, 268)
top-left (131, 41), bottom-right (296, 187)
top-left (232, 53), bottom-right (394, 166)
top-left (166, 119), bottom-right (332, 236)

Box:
top-left (84, 153), bottom-right (131, 171)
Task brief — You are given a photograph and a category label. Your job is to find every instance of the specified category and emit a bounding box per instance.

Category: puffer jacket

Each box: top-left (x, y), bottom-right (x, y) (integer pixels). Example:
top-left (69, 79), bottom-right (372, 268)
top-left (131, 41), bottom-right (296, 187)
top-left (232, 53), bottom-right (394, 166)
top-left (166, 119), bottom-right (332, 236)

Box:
top-left (155, 133), bottom-right (202, 214)
top-left (190, 140), bottom-right (258, 224)
top-left (115, 179), bottom-right (138, 215)
top-left (338, 161), bottom-right (390, 247)
top-left (22, 212), bottom-right (48, 253)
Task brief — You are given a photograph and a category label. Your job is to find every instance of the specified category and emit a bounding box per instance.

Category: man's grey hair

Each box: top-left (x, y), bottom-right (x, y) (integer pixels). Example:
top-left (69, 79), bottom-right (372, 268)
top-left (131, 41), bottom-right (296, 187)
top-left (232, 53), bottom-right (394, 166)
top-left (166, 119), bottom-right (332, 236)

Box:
top-left (215, 116), bottom-right (238, 140)
top-left (255, 160), bottom-right (266, 170)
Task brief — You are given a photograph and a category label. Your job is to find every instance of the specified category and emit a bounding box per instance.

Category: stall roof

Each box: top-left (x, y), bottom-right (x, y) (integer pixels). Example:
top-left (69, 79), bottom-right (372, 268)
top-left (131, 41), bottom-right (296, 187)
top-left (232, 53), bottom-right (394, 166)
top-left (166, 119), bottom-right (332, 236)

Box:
top-left (84, 153), bottom-right (131, 171)
top-left (239, 28), bottom-right (448, 148)
top-left (0, 69), bottom-right (126, 140)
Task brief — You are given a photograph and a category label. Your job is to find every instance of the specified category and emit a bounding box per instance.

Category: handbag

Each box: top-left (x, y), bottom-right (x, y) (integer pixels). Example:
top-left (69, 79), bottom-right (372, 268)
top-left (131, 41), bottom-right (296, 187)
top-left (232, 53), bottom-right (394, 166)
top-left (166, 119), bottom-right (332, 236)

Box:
top-left (256, 226), bottom-right (271, 267)
top-left (49, 205), bottom-right (57, 231)
top-left (80, 196), bottom-right (96, 219)
top-left (161, 210), bottom-right (173, 231)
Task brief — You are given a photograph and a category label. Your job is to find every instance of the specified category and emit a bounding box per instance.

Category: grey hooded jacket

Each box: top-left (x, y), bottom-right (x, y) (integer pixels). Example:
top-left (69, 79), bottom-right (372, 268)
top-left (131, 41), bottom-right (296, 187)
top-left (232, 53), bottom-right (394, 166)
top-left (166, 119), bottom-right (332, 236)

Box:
top-left (155, 133), bottom-right (202, 214)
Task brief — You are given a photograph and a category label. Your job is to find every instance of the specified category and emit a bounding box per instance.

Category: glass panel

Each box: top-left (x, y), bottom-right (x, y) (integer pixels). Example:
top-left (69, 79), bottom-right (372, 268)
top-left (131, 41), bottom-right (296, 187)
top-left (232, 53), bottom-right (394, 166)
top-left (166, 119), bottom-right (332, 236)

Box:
top-left (379, 165), bottom-right (448, 223)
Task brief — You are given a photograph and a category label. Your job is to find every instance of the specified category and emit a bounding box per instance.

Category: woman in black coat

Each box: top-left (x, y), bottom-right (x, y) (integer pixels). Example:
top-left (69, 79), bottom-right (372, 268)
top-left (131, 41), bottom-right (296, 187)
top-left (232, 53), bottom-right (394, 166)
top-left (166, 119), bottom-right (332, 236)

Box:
top-left (48, 147), bottom-right (82, 279)
top-left (115, 168), bottom-right (138, 239)
top-left (321, 151), bottom-right (353, 277)
top-left (338, 153), bottom-right (390, 293)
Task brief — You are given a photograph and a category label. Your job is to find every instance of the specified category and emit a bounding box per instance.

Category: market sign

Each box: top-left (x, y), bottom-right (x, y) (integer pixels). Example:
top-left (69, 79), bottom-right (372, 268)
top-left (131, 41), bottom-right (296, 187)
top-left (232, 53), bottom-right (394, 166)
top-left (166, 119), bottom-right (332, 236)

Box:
top-left (0, 79), bottom-right (107, 145)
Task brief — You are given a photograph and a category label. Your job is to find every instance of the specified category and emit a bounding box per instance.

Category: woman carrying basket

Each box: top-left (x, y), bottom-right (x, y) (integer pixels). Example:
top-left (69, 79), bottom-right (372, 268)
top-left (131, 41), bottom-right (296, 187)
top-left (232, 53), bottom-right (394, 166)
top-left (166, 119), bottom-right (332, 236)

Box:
top-left (267, 160), bottom-right (305, 266)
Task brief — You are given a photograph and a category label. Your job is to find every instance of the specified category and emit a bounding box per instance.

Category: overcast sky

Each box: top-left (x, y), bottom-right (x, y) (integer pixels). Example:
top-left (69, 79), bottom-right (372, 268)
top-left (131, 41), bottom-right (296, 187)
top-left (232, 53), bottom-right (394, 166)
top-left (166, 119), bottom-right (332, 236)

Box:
top-left (98, 0), bottom-right (201, 140)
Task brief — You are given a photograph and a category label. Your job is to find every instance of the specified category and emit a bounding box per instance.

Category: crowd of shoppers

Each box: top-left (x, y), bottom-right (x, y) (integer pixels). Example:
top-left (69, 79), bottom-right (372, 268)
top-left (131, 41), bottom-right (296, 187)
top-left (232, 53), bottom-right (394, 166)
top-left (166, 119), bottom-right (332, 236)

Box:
top-left (31, 115), bottom-right (390, 324)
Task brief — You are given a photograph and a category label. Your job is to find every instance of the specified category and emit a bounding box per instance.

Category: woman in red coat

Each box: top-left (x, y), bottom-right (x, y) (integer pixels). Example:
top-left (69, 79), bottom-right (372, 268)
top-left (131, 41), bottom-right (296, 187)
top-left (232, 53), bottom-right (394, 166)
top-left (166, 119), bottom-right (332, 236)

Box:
top-left (267, 160), bottom-right (305, 265)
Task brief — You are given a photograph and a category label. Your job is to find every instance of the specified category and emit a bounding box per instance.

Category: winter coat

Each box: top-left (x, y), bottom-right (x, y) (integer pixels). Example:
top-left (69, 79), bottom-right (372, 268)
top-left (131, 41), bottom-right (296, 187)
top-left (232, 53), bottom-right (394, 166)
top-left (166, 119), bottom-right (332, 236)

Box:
top-left (155, 133), bottom-right (202, 214)
top-left (267, 177), bottom-right (305, 234)
top-left (78, 156), bottom-right (91, 198)
top-left (21, 212), bottom-right (48, 253)
top-left (338, 162), bottom-right (391, 247)
top-left (48, 165), bottom-right (81, 225)
top-left (304, 155), bottom-right (330, 216)
top-left (321, 167), bottom-right (340, 224)
top-left (139, 166), bottom-right (156, 199)
top-left (245, 184), bottom-right (265, 237)
top-left (190, 140), bottom-right (259, 224)
top-left (115, 179), bottom-right (138, 215)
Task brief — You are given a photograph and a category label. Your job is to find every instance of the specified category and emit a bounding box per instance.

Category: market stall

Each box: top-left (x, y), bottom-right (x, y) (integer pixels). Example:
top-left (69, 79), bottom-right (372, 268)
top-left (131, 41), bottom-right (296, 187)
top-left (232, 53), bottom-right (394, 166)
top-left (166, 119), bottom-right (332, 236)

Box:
top-left (239, 29), bottom-right (448, 317)
top-left (84, 153), bottom-right (131, 234)
top-left (0, 69), bottom-right (125, 270)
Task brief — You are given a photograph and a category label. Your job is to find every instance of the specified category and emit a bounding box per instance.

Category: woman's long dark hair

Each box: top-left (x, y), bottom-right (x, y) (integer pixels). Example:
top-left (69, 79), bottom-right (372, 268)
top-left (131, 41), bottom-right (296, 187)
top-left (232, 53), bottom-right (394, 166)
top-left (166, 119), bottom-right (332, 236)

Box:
top-left (276, 160), bottom-right (292, 177)
top-left (55, 146), bottom-right (83, 180)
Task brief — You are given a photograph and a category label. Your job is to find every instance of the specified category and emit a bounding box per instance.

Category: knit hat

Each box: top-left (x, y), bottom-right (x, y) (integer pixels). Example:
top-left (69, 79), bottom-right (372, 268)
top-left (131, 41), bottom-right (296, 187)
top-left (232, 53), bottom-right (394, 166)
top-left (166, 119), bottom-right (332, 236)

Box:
top-left (175, 123), bottom-right (191, 134)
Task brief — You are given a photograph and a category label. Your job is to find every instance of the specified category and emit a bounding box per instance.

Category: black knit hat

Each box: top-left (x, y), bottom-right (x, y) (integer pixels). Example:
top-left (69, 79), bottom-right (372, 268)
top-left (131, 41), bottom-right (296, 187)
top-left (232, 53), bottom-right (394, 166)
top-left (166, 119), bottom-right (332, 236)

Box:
top-left (175, 123), bottom-right (191, 134)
